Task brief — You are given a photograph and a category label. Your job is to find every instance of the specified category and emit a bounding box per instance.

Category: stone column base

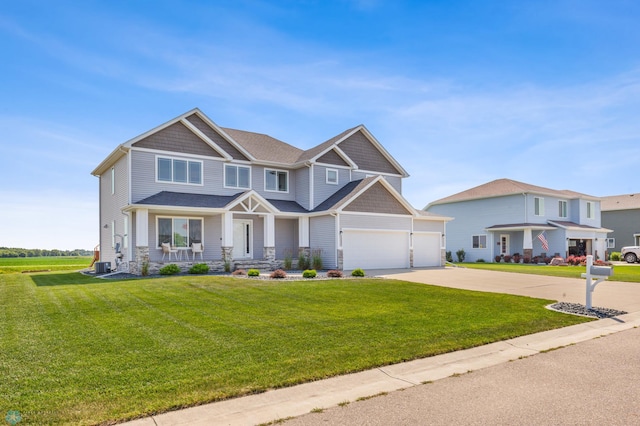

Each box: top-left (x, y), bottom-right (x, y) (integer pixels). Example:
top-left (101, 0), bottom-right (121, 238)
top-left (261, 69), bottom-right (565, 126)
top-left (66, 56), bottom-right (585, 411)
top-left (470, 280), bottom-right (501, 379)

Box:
top-left (523, 248), bottom-right (533, 262)
top-left (337, 248), bottom-right (344, 270)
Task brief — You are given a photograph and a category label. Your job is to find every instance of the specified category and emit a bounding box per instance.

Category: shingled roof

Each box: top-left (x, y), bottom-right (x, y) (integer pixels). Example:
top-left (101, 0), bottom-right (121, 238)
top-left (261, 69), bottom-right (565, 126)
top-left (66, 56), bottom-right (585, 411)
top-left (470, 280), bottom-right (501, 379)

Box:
top-left (427, 178), bottom-right (598, 207)
top-left (600, 193), bottom-right (640, 211)
top-left (221, 128), bottom-right (303, 164)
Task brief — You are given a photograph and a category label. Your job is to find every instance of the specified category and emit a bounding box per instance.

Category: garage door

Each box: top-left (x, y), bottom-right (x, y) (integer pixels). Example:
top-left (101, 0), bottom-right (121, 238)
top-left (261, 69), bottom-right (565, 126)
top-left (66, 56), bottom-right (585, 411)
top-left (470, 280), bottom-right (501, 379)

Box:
top-left (343, 229), bottom-right (410, 270)
top-left (413, 232), bottom-right (442, 267)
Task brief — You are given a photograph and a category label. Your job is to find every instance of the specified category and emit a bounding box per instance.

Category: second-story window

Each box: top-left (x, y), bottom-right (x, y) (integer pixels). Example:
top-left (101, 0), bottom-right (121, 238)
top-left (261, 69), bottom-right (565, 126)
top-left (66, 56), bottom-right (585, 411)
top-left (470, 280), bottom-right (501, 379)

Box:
top-left (587, 201), bottom-right (594, 219)
top-left (326, 169), bottom-right (338, 185)
top-left (157, 156), bottom-right (202, 185)
top-left (558, 200), bottom-right (567, 218)
top-left (265, 169), bottom-right (288, 192)
top-left (534, 197), bottom-right (544, 216)
top-left (225, 164), bottom-right (251, 189)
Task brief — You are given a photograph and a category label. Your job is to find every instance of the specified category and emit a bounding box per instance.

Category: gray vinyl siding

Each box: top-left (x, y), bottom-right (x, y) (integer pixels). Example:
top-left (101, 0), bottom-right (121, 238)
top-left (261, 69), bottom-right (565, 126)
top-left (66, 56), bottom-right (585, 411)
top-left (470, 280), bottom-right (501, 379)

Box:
top-left (313, 165), bottom-right (351, 209)
top-left (310, 215), bottom-right (337, 268)
top-left (130, 150), bottom-right (247, 202)
top-left (316, 149), bottom-right (350, 166)
top-left (252, 165), bottom-right (296, 202)
top-left (133, 121), bottom-right (222, 157)
top-left (413, 219), bottom-right (445, 233)
top-left (340, 214), bottom-right (412, 231)
top-left (602, 209), bottom-right (640, 252)
top-left (99, 154), bottom-right (129, 268)
top-left (343, 182), bottom-right (411, 215)
top-left (275, 219), bottom-right (298, 259)
top-left (294, 168), bottom-right (310, 210)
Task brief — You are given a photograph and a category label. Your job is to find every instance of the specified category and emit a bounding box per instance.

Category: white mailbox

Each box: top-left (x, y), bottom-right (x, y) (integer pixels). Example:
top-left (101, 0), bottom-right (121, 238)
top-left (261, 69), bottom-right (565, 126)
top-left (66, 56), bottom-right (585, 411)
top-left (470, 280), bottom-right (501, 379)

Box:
top-left (590, 266), bottom-right (613, 277)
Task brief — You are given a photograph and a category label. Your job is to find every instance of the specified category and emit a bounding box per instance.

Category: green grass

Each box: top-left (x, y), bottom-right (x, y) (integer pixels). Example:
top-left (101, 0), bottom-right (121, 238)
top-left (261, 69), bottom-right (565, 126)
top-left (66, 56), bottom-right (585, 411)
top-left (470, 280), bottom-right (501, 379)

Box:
top-left (0, 272), bottom-right (590, 425)
top-left (458, 262), bottom-right (640, 283)
top-left (0, 256), bottom-right (92, 274)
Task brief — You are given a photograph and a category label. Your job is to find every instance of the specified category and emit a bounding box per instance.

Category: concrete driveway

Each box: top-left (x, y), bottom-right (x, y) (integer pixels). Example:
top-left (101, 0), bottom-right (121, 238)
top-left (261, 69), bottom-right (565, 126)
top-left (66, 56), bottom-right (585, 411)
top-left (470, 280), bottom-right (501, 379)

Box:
top-left (373, 267), bottom-right (640, 313)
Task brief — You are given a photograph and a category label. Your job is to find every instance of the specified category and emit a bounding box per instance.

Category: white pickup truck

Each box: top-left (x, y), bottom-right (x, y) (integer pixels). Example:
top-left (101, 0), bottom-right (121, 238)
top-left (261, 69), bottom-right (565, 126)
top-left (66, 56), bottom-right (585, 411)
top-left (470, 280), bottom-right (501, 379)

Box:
top-left (621, 246), bottom-right (640, 263)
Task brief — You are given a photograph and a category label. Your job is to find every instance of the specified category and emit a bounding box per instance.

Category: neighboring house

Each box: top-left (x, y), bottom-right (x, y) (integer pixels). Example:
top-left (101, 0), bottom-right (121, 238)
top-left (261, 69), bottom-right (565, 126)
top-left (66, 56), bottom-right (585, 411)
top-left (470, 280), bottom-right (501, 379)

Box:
top-left (424, 178), bottom-right (611, 262)
top-left (92, 108), bottom-right (451, 274)
top-left (601, 193), bottom-right (640, 253)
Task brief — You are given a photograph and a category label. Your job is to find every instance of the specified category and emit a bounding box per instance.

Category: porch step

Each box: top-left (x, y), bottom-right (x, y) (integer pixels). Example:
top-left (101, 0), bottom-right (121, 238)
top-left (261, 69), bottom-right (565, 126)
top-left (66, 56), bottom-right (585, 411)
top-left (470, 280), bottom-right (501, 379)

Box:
top-left (233, 260), bottom-right (274, 272)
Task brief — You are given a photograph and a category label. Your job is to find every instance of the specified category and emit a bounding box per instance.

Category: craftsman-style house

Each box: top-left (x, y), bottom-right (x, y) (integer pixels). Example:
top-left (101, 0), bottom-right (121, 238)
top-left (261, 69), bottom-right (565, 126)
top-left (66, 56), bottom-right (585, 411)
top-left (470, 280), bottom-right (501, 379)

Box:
top-left (92, 108), bottom-right (450, 274)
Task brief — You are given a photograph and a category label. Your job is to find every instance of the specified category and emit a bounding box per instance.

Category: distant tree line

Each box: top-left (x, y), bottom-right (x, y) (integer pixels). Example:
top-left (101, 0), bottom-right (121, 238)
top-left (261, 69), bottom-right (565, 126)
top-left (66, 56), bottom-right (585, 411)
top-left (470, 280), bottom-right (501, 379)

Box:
top-left (0, 247), bottom-right (92, 258)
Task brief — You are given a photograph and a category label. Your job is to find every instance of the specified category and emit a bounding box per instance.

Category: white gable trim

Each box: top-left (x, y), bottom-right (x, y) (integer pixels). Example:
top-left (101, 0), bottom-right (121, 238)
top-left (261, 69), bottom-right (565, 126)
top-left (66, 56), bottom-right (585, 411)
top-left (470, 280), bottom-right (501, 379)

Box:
top-left (180, 118), bottom-right (233, 160)
top-left (224, 190), bottom-right (279, 214)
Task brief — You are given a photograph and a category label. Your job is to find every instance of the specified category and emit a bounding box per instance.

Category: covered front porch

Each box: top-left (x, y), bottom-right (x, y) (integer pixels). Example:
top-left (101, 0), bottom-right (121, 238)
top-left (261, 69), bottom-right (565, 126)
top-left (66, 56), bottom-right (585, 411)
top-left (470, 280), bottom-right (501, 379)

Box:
top-left (122, 191), bottom-right (312, 275)
top-left (486, 221), bottom-right (611, 262)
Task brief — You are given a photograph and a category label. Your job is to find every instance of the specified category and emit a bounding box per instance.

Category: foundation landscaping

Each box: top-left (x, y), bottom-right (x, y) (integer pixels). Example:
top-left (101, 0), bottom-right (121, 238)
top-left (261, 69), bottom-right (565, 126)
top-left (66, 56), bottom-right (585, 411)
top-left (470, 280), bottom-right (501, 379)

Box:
top-left (0, 260), bottom-right (593, 425)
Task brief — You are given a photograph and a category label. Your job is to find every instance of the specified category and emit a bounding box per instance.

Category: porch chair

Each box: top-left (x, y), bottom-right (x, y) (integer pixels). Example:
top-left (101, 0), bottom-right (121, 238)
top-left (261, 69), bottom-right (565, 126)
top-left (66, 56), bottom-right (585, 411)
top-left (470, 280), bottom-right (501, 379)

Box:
top-left (191, 242), bottom-right (204, 261)
top-left (161, 242), bottom-right (179, 261)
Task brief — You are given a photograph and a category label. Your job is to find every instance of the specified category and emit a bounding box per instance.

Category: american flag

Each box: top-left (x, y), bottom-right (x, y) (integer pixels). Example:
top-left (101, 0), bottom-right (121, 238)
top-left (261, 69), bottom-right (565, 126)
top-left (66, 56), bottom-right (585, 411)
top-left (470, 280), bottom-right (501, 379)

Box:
top-left (537, 231), bottom-right (549, 251)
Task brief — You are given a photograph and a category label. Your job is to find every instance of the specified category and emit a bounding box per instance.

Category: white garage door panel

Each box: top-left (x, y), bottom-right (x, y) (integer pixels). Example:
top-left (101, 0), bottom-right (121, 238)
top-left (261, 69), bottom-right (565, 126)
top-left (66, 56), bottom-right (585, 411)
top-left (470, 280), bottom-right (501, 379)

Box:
top-left (413, 233), bottom-right (441, 267)
top-left (343, 229), bottom-right (409, 270)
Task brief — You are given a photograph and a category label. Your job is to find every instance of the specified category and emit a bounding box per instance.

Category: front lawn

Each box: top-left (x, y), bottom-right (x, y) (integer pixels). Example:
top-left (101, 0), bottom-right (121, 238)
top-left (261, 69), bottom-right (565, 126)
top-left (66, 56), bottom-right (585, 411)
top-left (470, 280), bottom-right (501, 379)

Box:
top-left (0, 256), bottom-right (92, 274)
top-left (459, 262), bottom-right (640, 282)
top-left (1, 272), bottom-right (590, 425)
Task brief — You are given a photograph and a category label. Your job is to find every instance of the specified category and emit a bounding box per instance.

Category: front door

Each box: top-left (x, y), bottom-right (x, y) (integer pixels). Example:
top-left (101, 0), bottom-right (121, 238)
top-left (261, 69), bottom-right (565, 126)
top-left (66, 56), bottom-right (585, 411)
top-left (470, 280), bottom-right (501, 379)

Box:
top-left (233, 220), bottom-right (252, 259)
top-left (500, 234), bottom-right (510, 255)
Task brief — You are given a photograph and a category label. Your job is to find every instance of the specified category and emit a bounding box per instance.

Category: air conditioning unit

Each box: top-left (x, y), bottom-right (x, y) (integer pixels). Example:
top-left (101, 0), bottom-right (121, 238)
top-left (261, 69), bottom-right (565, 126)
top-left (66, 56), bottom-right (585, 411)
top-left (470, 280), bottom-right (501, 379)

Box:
top-left (95, 262), bottom-right (111, 274)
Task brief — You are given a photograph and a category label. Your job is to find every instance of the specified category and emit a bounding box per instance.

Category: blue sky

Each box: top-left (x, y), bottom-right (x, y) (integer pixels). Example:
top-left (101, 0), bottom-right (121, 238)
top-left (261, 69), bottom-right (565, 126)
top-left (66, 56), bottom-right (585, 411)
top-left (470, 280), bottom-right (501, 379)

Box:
top-left (2, 0), bottom-right (640, 250)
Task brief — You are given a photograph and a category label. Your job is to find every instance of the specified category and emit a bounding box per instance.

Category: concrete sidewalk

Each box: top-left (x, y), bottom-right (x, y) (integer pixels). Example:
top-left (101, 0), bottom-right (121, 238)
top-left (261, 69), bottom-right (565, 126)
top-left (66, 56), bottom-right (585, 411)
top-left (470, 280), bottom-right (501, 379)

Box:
top-left (124, 267), bottom-right (640, 426)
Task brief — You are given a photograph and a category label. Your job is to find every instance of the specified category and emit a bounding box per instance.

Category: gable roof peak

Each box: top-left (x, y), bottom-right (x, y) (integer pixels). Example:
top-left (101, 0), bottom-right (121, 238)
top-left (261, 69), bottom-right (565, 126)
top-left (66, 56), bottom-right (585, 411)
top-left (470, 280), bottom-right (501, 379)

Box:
top-left (427, 177), bottom-right (598, 207)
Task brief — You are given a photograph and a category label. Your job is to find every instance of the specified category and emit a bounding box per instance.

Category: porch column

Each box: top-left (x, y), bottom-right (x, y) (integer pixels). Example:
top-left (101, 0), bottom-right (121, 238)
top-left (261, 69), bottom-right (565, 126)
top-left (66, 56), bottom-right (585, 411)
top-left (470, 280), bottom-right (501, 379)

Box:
top-left (263, 214), bottom-right (275, 263)
top-left (523, 227), bottom-right (533, 260)
top-left (298, 216), bottom-right (310, 248)
top-left (221, 212), bottom-right (233, 261)
top-left (136, 208), bottom-right (149, 247)
top-left (132, 208), bottom-right (149, 275)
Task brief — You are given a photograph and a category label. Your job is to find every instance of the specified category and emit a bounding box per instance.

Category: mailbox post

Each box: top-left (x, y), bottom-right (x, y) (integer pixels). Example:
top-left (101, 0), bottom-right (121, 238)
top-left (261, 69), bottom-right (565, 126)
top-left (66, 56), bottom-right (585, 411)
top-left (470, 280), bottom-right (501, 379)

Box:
top-left (580, 255), bottom-right (613, 310)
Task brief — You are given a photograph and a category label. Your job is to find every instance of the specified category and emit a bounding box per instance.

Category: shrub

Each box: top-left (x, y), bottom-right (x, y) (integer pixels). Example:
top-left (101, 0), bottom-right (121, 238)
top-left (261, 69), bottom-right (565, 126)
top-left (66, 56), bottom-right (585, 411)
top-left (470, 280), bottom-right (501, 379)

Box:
top-left (503, 255), bottom-right (512, 263)
top-left (247, 269), bottom-right (260, 277)
top-left (455, 249), bottom-right (466, 263)
top-left (351, 268), bottom-right (365, 277)
top-left (610, 252), bottom-right (621, 261)
top-left (523, 256), bottom-right (531, 264)
top-left (495, 255), bottom-right (502, 263)
top-left (282, 250), bottom-right (293, 270)
top-left (297, 252), bottom-right (310, 270)
top-left (544, 257), bottom-right (552, 264)
top-left (224, 261), bottom-right (231, 273)
top-left (141, 261), bottom-right (149, 277)
top-left (476, 259), bottom-right (485, 263)
top-left (188, 263), bottom-right (210, 274)
top-left (302, 269), bottom-right (317, 278)
top-left (232, 269), bottom-right (246, 276)
top-left (446, 251), bottom-right (453, 263)
top-left (270, 269), bottom-right (287, 279)
top-left (327, 269), bottom-right (343, 278)
top-left (512, 253), bottom-right (521, 263)
top-left (532, 256), bottom-right (540, 264)
top-left (159, 264), bottom-right (180, 275)
top-left (311, 253), bottom-right (323, 270)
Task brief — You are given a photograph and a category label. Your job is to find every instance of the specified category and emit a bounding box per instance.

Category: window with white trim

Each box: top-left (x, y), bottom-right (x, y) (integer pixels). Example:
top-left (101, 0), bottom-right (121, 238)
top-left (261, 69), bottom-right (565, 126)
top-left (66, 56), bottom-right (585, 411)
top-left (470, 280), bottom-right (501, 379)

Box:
top-left (265, 169), bottom-right (288, 192)
top-left (586, 201), bottom-right (594, 219)
top-left (472, 235), bottom-right (487, 249)
top-left (606, 238), bottom-right (615, 249)
top-left (558, 200), bottom-right (567, 218)
top-left (157, 156), bottom-right (202, 185)
top-left (326, 169), bottom-right (338, 185)
top-left (224, 164), bottom-right (251, 189)
top-left (157, 217), bottom-right (203, 248)
top-left (534, 197), bottom-right (544, 216)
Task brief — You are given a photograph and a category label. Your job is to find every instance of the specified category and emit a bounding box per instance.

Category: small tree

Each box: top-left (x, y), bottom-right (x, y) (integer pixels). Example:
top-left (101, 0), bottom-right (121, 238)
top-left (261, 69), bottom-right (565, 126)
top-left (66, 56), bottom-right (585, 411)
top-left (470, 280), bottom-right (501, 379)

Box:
top-left (456, 249), bottom-right (466, 263)
top-left (446, 251), bottom-right (453, 262)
